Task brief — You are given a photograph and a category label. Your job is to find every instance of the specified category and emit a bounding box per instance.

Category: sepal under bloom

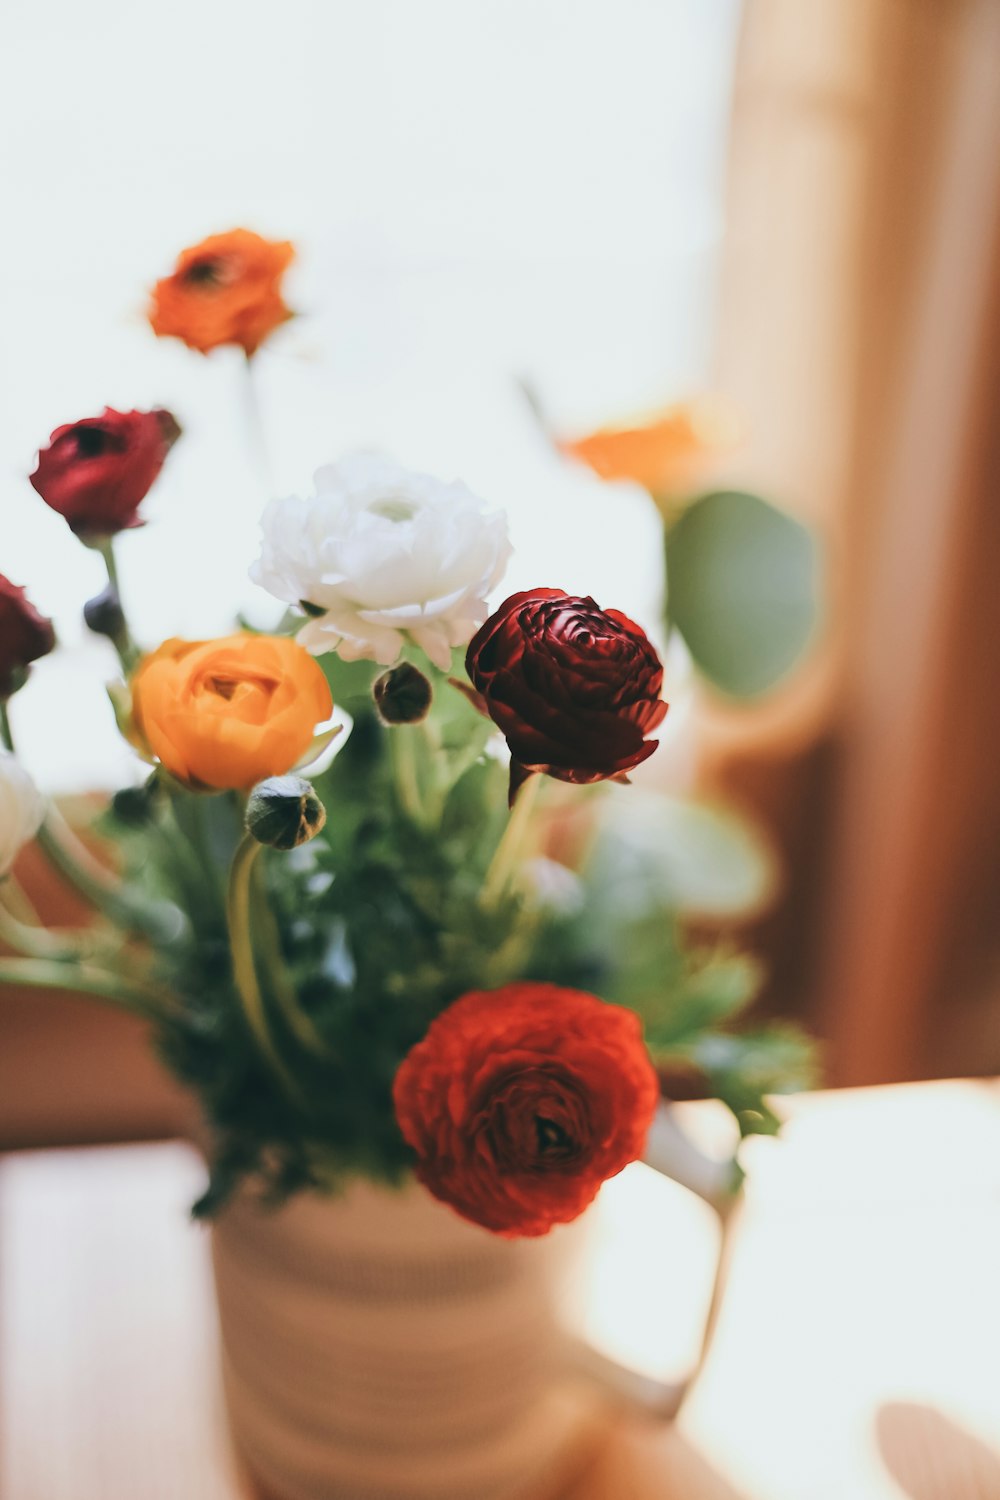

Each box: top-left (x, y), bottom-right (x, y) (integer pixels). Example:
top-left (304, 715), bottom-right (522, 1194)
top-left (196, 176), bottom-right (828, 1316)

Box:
top-left (0, 752), bottom-right (45, 876)
top-left (250, 455), bottom-right (511, 672)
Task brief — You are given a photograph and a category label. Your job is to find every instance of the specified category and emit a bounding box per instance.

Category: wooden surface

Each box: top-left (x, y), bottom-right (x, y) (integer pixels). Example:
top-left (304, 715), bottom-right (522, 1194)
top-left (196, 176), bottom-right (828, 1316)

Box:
top-left (2, 1081), bottom-right (999, 1500)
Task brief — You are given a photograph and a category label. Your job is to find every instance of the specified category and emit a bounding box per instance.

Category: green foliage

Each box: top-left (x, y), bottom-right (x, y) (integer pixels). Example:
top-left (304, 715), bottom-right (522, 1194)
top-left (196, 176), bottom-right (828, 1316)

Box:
top-left (102, 652), bottom-right (818, 1211)
top-left (665, 490), bottom-right (820, 698)
top-left (669, 1026), bottom-right (820, 1137)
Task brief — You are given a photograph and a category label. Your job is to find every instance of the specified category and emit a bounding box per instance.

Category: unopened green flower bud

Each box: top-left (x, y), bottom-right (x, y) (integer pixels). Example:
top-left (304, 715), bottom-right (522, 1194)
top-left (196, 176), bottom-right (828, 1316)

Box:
top-left (246, 775), bottom-right (327, 850)
top-left (373, 662), bottom-right (433, 725)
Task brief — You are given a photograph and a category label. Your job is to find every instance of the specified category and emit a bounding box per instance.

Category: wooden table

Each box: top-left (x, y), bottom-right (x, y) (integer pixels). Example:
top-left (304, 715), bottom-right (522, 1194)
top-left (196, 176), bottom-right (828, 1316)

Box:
top-left (2, 1081), bottom-right (999, 1500)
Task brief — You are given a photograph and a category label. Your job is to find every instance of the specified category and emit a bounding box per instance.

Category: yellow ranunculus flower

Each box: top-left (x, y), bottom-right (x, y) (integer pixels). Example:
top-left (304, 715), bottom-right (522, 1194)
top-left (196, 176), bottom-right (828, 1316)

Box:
top-left (130, 633), bottom-right (332, 792)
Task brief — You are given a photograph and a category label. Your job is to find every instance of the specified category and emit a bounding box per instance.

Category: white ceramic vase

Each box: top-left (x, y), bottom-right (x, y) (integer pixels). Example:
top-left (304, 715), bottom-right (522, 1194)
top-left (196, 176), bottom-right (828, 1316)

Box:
top-left (210, 1108), bottom-right (738, 1500)
top-left (211, 1175), bottom-right (595, 1500)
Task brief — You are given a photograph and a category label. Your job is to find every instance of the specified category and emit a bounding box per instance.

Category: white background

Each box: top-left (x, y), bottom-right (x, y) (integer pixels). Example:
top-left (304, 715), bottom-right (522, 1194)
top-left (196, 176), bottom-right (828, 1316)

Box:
top-left (2, 0), bottom-right (742, 787)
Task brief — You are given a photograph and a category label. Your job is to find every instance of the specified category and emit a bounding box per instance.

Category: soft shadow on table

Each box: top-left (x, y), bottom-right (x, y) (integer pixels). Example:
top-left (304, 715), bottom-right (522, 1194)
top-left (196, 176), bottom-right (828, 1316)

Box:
top-left (877, 1402), bottom-right (1000, 1500)
top-left (557, 1420), bottom-right (748, 1500)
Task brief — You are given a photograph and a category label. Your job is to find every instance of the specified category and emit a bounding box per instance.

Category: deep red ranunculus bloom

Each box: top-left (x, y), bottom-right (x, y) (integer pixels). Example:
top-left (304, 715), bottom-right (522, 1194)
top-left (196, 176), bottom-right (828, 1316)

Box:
top-left (0, 576), bottom-right (56, 698)
top-left (393, 982), bottom-right (659, 1238)
top-left (29, 408), bottom-right (181, 539)
top-left (465, 589), bottom-right (667, 804)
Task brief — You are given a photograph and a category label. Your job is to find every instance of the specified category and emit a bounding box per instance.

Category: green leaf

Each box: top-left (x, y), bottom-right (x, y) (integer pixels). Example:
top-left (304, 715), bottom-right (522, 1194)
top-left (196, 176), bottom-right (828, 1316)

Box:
top-left (665, 490), bottom-right (820, 697)
top-left (610, 793), bottom-right (778, 919)
top-left (642, 953), bottom-right (764, 1050)
top-left (677, 1024), bottom-right (820, 1138)
top-left (320, 653), bottom-right (379, 709)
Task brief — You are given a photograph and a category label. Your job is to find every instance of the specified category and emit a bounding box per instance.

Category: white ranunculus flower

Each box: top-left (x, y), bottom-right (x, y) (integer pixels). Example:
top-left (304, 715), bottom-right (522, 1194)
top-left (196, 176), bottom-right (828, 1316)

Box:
top-left (250, 455), bottom-right (512, 672)
top-left (0, 751), bottom-right (45, 877)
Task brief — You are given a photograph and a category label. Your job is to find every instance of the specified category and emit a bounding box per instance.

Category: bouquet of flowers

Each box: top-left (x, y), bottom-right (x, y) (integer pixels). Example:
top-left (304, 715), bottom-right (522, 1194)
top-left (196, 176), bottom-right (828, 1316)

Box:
top-left (0, 230), bottom-right (815, 1239)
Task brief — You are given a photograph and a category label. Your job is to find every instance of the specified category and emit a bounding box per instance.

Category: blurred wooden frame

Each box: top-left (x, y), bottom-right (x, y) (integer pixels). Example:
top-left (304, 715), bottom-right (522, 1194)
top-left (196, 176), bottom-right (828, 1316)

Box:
top-left (700, 0), bottom-right (1000, 1084)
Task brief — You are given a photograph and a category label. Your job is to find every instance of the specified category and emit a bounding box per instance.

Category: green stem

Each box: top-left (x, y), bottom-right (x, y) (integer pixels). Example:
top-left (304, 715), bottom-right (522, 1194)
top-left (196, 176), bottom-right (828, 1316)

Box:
top-left (226, 834), bottom-right (304, 1103)
top-left (96, 538), bottom-right (140, 674)
top-left (390, 725), bottom-right (425, 825)
top-left (1, 878), bottom-right (43, 923)
top-left (164, 786), bottom-right (227, 923)
top-left (481, 773), bottom-right (542, 906)
top-left (250, 858), bottom-right (335, 1058)
top-left (0, 955), bottom-right (185, 1025)
top-left (2, 702), bottom-right (177, 943)
top-left (35, 812), bottom-right (179, 946)
top-left (417, 718), bottom-right (446, 824)
top-left (0, 882), bottom-right (97, 962)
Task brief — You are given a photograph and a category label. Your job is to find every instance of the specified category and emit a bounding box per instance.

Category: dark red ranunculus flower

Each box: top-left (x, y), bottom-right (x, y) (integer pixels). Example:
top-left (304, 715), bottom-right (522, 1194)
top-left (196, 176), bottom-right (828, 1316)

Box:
top-left (465, 589), bottom-right (667, 804)
top-left (393, 982), bottom-right (659, 1237)
top-left (0, 576), bottom-right (56, 698)
top-left (29, 408), bottom-right (181, 539)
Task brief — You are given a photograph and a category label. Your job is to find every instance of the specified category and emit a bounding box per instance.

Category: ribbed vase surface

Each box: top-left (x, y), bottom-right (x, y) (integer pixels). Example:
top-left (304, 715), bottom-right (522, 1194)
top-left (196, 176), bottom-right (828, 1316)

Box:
top-left (211, 1176), bottom-right (592, 1500)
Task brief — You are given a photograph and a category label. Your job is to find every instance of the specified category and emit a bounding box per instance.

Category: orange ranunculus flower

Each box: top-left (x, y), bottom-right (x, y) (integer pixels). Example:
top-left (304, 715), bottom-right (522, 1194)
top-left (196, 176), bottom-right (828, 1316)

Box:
top-left (148, 229), bottom-right (295, 356)
top-left (561, 396), bottom-right (742, 502)
top-left (130, 633), bottom-right (332, 791)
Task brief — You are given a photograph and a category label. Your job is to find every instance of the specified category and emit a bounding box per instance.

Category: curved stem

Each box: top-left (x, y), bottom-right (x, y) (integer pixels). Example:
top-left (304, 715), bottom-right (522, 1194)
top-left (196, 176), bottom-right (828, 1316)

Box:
top-left (390, 725), bottom-right (424, 825)
top-left (250, 858), bottom-right (335, 1058)
top-left (1, 705), bottom-right (177, 944)
top-left (35, 812), bottom-right (179, 946)
top-left (226, 834), bottom-right (304, 1103)
top-left (0, 877), bottom-right (44, 925)
top-left (0, 955), bottom-right (185, 1025)
top-left (481, 773), bottom-right (542, 906)
top-left (0, 882), bottom-right (98, 962)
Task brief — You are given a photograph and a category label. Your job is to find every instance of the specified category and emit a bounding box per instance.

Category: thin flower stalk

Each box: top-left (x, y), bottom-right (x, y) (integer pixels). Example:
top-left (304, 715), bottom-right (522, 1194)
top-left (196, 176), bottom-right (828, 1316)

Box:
top-left (0, 883), bottom-right (100, 962)
top-left (390, 725), bottom-right (425, 826)
top-left (226, 834), bottom-right (306, 1104)
top-left (0, 955), bottom-right (185, 1026)
top-left (480, 773), bottom-right (542, 906)
top-left (0, 705), bottom-right (176, 942)
top-left (250, 860), bottom-right (335, 1059)
top-left (95, 538), bottom-right (141, 674)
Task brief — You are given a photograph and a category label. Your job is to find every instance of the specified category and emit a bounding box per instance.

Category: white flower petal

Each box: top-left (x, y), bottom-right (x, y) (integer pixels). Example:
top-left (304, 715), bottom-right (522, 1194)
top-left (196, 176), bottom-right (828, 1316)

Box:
top-left (250, 454), bottom-right (511, 667)
top-left (0, 752), bottom-right (45, 876)
top-left (409, 622), bottom-right (455, 672)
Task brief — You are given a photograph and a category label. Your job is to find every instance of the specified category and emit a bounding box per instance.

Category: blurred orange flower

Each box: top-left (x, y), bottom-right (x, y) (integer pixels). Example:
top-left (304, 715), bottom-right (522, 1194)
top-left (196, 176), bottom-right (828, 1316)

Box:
top-left (561, 396), bottom-right (742, 503)
top-left (130, 633), bottom-right (331, 791)
top-left (148, 229), bottom-right (294, 356)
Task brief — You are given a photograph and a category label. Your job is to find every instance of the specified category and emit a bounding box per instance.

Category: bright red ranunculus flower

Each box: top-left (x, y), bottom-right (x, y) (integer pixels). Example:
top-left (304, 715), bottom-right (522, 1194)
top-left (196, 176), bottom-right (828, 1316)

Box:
top-left (393, 982), bottom-right (660, 1237)
top-left (465, 589), bottom-right (667, 804)
top-left (29, 408), bottom-right (181, 540)
top-left (0, 576), bottom-right (56, 698)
